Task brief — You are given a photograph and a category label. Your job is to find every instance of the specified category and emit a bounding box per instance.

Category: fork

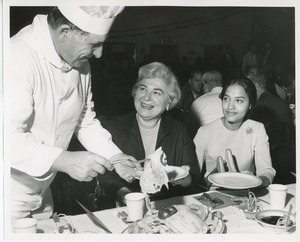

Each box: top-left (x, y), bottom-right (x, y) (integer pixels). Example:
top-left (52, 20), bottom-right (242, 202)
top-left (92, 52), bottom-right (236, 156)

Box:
top-left (111, 158), bottom-right (149, 165)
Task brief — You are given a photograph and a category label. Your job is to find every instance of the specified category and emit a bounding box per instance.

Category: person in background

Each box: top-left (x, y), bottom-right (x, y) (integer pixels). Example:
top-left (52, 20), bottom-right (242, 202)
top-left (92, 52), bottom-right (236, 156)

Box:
top-left (269, 63), bottom-right (288, 100)
top-left (241, 41), bottom-right (258, 74)
top-left (250, 74), bottom-right (295, 185)
top-left (190, 70), bottom-right (224, 128)
top-left (249, 73), bottom-right (292, 127)
top-left (97, 62), bottom-right (201, 203)
top-left (194, 77), bottom-right (275, 189)
top-left (220, 45), bottom-right (238, 83)
top-left (7, 6), bottom-right (142, 223)
top-left (176, 69), bottom-right (204, 113)
top-left (246, 65), bottom-right (287, 101)
top-left (244, 65), bottom-right (259, 79)
top-left (260, 41), bottom-right (277, 69)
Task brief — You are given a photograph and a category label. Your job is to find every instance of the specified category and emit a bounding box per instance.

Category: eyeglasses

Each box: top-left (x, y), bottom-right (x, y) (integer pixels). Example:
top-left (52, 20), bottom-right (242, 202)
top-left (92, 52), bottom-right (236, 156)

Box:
top-left (199, 193), bottom-right (224, 208)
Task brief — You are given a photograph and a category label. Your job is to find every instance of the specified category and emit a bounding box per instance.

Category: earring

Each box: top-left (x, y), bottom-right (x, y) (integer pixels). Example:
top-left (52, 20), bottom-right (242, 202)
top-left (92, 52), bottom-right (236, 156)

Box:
top-left (166, 105), bottom-right (170, 111)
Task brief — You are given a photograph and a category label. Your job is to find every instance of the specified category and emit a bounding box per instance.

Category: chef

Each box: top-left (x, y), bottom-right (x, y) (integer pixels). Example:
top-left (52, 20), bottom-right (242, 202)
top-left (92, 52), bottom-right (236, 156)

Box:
top-left (7, 5), bottom-right (142, 224)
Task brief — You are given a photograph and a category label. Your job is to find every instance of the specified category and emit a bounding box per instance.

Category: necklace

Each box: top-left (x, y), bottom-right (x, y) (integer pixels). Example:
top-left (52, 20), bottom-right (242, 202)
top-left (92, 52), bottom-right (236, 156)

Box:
top-left (136, 114), bottom-right (160, 136)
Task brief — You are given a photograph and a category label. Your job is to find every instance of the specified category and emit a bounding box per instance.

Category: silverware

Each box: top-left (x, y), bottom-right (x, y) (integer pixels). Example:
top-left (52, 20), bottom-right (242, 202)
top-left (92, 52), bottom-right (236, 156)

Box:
top-left (76, 200), bottom-right (112, 234)
top-left (217, 156), bottom-right (225, 172)
top-left (257, 198), bottom-right (270, 205)
top-left (225, 149), bottom-right (238, 172)
top-left (286, 204), bottom-right (293, 226)
top-left (111, 158), bottom-right (149, 165)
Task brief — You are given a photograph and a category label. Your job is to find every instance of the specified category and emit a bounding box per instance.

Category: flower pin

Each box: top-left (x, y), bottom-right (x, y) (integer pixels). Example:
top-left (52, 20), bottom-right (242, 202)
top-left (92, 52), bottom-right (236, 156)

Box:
top-left (246, 127), bottom-right (254, 135)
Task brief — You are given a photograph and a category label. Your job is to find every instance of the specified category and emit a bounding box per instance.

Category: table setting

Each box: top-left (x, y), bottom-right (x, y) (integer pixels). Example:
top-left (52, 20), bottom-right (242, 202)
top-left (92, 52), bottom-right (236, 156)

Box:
top-left (31, 182), bottom-right (296, 235)
top-left (12, 148), bottom-right (297, 236)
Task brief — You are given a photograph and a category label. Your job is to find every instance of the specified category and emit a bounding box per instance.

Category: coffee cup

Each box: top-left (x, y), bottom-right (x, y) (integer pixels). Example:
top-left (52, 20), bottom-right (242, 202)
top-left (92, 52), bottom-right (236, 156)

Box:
top-left (13, 218), bottom-right (37, 233)
top-left (268, 184), bottom-right (287, 210)
top-left (125, 192), bottom-right (145, 221)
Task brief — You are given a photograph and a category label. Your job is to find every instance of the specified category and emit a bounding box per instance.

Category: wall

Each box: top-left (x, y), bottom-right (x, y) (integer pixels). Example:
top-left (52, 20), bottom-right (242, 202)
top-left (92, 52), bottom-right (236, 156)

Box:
top-left (107, 7), bottom-right (254, 65)
top-left (9, 6), bottom-right (294, 69)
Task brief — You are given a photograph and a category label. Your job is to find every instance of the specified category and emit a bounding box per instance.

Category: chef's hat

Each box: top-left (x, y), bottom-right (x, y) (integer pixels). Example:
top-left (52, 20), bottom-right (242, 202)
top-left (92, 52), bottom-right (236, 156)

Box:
top-left (57, 6), bottom-right (124, 35)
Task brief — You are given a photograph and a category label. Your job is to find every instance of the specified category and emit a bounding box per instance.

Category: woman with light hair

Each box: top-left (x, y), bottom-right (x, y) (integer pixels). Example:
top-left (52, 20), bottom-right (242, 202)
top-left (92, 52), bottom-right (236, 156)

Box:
top-left (98, 62), bottom-right (201, 204)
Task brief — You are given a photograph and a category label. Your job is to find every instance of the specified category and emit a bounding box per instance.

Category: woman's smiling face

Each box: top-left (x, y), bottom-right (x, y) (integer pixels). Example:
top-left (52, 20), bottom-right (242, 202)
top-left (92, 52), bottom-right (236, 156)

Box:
top-left (134, 78), bottom-right (170, 122)
top-left (222, 84), bottom-right (250, 129)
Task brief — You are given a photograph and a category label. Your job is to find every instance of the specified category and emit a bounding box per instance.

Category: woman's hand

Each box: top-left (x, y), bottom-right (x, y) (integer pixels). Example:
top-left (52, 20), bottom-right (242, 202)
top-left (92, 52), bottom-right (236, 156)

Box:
top-left (257, 175), bottom-right (271, 188)
top-left (169, 165), bottom-right (192, 187)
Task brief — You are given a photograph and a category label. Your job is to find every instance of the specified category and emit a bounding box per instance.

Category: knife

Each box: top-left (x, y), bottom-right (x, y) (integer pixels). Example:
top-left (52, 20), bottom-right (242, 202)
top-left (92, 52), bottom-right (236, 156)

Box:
top-left (76, 200), bottom-right (112, 234)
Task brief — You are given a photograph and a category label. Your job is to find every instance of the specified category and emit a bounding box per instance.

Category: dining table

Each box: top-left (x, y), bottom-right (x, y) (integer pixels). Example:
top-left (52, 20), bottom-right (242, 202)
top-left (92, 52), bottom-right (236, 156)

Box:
top-left (11, 183), bottom-right (297, 238)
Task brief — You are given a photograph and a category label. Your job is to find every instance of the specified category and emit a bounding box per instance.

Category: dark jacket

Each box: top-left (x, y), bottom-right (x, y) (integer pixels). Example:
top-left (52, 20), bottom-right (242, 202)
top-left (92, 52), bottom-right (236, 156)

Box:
top-left (97, 111), bottom-right (201, 201)
top-left (251, 91), bottom-right (292, 126)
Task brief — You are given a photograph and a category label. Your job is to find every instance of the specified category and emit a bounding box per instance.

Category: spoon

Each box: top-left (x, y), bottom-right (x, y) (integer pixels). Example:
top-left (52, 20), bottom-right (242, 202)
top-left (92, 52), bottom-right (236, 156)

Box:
top-left (286, 204), bottom-right (293, 226)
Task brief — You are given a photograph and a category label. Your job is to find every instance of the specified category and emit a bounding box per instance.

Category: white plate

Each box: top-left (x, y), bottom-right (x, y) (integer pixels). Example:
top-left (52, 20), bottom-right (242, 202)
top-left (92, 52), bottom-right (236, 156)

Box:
top-left (255, 209), bottom-right (296, 233)
top-left (134, 165), bottom-right (188, 181)
top-left (208, 172), bottom-right (262, 189)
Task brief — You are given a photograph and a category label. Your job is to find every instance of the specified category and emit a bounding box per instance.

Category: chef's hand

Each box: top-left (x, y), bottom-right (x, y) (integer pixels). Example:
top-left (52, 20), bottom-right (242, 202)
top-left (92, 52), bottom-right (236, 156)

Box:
top-left (110, 153), bottom-right (143, 183)
top-left (51, 151), bottom-right (113, 182)
top-left (170, 165), bottom-right (191, 187)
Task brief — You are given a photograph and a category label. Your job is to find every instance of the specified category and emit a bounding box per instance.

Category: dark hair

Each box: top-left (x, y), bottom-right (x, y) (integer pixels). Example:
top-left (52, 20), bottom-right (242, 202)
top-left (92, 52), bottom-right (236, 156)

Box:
top-left (47, 7), bottom-right (88, 35)
top-left (220, 77), bottom-right (257, 118)
top-left (189, 69), bottom-right (203, 79)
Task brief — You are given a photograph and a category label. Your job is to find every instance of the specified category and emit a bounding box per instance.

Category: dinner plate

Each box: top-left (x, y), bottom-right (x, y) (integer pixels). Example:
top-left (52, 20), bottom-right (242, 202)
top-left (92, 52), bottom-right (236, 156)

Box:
top-left (134, 165), bottom-right (188, 181)
top-left (208, 172), bottom-right (262, 189)
top-left (255, 210), bottom-right (296, 233)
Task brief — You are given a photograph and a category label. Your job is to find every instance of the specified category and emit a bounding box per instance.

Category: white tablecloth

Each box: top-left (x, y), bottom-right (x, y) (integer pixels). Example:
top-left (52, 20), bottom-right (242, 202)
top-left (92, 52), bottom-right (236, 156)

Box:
top-left (32, 183), bottom-right (297, 236)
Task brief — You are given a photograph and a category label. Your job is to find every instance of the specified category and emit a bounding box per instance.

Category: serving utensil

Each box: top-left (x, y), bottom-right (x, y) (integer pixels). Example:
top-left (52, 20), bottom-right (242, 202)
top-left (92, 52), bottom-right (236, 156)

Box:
top-left (111, 158), bottom-right (149, 165)
top-left (76, 200), bottom-right (112, 234)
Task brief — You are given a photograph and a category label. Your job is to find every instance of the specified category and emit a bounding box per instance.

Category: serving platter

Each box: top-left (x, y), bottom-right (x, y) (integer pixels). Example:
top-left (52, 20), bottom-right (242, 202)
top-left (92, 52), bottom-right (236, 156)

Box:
top-left (255, 209), bottom-right (296, 233)
top-left (134, 165), bottom-right (188, 181)
top-left (208, 172), bottom-right (262, 189)
top-left (122, 205), bottom-right (225, 234)
top-left (122, 218), bottom-right (225, 234)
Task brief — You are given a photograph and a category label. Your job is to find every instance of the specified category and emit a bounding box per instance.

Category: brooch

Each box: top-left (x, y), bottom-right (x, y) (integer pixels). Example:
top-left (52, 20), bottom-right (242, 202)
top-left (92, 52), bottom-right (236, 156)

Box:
top-left (246, 127), bottom-right (254, 135)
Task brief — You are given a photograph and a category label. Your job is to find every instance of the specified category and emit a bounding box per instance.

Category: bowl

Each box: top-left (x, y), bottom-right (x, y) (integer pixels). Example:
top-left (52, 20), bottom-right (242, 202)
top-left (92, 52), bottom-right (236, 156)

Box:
top-left (255, 209), bottom-right (296, 233)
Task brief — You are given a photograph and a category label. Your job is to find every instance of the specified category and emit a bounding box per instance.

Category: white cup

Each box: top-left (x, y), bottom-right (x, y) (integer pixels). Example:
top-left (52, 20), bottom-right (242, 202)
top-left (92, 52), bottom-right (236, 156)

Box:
top-left (125, 192), bottom-right (145, 221)
top-left (13, 218), bottom-right (37, 233)
top-left (268, 184), bottom-right (288, 210)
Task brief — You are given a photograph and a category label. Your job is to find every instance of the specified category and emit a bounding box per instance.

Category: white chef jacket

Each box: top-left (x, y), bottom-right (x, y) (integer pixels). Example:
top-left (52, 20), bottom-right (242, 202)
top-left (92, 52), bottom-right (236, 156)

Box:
top-left (7, 15), bottom-right (121, 221)
top-left (190, 86), bottom-right (224, 126)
